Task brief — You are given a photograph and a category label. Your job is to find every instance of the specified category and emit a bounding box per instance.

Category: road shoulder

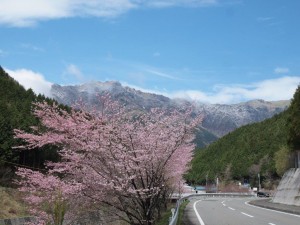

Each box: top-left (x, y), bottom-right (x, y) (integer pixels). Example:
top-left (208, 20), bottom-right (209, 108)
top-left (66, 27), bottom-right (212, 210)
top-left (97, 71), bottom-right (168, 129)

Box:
top-left (248, 198), bottom-right (300, 215)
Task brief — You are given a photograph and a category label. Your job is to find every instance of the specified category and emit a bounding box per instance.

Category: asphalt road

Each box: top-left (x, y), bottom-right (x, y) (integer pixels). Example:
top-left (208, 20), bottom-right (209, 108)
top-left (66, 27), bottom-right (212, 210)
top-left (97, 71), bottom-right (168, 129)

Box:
top-left (182, 197), bottom-right (300, 225)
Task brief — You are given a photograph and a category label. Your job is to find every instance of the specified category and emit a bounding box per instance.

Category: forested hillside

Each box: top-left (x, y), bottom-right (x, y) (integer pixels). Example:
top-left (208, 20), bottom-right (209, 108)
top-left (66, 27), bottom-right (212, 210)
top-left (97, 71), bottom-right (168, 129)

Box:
top-left (0, 67), bottom-right (67, 186)
top-left (186, 109), bottom-right (289, 187)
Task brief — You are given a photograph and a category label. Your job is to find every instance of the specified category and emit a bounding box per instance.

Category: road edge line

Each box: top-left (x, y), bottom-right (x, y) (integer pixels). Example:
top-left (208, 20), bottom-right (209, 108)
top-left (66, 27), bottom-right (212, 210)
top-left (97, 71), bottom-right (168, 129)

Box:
top-left (193, 199), bottom-right (206, 225)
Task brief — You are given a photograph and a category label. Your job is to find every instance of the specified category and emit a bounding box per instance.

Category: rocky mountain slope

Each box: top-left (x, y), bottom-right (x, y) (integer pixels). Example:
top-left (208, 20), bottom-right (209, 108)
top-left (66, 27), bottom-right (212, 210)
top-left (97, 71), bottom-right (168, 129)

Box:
top-left (197, 99), bottom-right (288, 136)
top-left (51, 81), bottom-right (174, 111)
top-left (51, 81), bottom-right (289, 143)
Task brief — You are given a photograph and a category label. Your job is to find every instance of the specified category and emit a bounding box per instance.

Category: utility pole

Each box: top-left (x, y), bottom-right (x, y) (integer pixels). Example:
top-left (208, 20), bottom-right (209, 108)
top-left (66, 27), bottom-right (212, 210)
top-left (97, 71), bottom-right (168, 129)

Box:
top-left (258, 173), bottom-right (261, 191)
top-left (206, 174), bottom-right (208, 192)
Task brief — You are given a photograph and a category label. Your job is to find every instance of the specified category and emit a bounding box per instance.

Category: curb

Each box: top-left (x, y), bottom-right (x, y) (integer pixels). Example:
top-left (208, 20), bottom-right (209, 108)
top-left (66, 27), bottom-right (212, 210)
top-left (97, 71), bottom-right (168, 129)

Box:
top-left (248, 199), bottom-right (300, 216)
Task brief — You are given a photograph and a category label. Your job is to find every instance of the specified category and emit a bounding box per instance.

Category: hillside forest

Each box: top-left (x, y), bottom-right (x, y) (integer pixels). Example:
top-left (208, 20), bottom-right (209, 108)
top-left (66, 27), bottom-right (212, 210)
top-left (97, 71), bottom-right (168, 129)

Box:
top-left (186, 85), bottom-right (300, 189)
top-left (0, 67), bottom-right (69, 186)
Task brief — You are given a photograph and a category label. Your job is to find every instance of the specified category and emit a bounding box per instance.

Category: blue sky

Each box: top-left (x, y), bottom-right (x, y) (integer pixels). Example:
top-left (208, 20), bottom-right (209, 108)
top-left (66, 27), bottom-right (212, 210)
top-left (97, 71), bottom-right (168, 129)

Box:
top-left (1, 0), bottom-right (300, 103)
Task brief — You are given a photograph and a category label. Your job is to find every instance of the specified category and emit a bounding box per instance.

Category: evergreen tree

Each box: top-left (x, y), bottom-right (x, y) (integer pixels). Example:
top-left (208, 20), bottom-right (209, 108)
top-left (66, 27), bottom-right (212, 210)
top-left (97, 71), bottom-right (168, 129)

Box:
top-left (274, 145), bottom-right (290, 176)
top-left (185, 110), bottom-right (289, 184)
top-left (287, 85), bottom-right (300, 151)
top-left (0, 66), bottom-right (66, 185)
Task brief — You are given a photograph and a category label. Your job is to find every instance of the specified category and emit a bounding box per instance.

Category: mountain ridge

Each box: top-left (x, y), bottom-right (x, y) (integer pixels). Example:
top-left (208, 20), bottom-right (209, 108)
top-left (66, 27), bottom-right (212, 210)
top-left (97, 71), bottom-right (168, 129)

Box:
top-left (51, 81), bottom-right (289, 143)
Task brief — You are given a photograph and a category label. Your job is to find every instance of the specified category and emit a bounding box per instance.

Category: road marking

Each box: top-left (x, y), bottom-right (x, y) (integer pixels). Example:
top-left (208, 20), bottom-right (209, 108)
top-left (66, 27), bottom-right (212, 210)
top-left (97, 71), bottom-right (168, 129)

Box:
top-left (268, 223), bottom-right (276, 225)
top-left (241, 212), bottom-right (254, 218)
top-left (228, 207), bottom-right (235, 211)
top-left (223, 203), bottom-right (226, 206)
top-left (245, 201), bottom-right (300, 218)
top-left (193, 200), bottom-right (206, 225)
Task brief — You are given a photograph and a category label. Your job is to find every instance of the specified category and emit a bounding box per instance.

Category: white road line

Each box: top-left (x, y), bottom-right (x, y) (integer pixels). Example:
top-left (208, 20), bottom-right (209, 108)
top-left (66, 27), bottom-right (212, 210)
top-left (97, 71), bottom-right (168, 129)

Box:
top-left (228, 207), bottom-right (235, 211)
top-left (223, 204), bottom-right (226, 206)
top-left (221, 201), bottom-right (225, 204)
top-left (193, 200), bottom-right (206, 225)
top-left (241, 212), bottom-right (254, 218)
top-left (268, 223), bottom-right (276, 225)
top-left (245, 201), bottom-right (300, 218)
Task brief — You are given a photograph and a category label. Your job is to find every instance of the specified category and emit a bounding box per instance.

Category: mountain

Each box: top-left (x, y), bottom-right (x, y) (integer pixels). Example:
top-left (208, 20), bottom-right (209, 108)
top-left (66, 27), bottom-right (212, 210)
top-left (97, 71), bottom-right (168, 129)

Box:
top-left (185, 109), bottom-right (289, 186)
top-left (50, 81), bottom-right (289, 145)
top-left (51, 81), bottom-right (174, 111)
top-left (197, 99), bottom-right (289, 136)
top-left (51, 82), bottom-right (217, 148)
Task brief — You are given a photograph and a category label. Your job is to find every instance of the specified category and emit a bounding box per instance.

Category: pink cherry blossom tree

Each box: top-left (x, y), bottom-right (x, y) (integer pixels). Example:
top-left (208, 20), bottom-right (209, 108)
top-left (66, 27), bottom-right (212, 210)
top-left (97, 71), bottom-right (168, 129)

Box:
top-left (15, 97), bottom-right (202, 225)
top-left (16, 168), bottom-right (82, 225)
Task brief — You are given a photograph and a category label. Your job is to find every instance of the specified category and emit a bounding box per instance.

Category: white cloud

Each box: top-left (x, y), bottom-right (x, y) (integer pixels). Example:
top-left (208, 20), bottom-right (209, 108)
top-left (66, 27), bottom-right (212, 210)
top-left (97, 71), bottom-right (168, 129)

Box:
top-left (153, 52), bottom-right (161, 57)
top-left (121, 81), bottom-right (168, 96)
top-left (257, 17), bottom-right (273, 22)
top-left (145, 69), bottom-right (180, 80)
top-left (5, 68), bottom-right (53, 96)
top-left (274, 67), bottom-right (290, 74)
top-left (65, 64), bottom-right (84, 81)
top-left (122, 76), bottom-right (300, 104)
top-left (0, 0), bottom-right (220, 27)
top-left (120, 60), bottom-right (184, 81)
top-left (0, 0), bottom-right (136, 27)
top-left (170, 76), bottom-right (300, 104)
top-left (21, 43), bottom-right (44, 52)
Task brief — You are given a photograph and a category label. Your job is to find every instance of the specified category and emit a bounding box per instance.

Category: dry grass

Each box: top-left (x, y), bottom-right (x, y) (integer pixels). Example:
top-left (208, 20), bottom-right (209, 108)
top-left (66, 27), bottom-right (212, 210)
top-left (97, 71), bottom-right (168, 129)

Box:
top-left (0, 186), bottom-right (28, 219)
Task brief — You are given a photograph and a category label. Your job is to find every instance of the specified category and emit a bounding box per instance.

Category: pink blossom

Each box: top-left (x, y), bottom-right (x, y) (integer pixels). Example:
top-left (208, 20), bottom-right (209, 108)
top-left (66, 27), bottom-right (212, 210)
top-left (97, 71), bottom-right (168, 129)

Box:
top-left (15, 97), bottom-right (202, 225)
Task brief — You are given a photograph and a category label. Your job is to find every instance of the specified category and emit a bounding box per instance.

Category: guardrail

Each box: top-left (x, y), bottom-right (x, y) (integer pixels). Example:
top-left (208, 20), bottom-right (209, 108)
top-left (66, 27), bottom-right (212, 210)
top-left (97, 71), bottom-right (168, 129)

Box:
top-left (168, 193), bottom-right (255, 225)
top-left (0, 216), bottom-right (34, 225)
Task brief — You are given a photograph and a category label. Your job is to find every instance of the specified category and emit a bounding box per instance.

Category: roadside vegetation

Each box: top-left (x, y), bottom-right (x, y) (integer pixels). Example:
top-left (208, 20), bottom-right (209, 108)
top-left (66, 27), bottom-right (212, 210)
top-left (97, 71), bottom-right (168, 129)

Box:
top-left (156, 202), bottom-right (175, 225)
top-left (156, 200), bottom-right (189, 225)
top-left (0, 186), bottom-right (28, 219)
top-left (176, 200), bottom-right (189, 225)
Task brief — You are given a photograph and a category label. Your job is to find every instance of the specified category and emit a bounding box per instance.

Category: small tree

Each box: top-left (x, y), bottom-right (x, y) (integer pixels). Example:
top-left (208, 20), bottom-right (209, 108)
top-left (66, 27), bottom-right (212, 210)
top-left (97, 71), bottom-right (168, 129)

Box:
top-left (16, 168), bottom-right (82, 225)
top-left (274, 145), bottom-right (290, 177)
top-left (15, 97), bottom-right (201, 225)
